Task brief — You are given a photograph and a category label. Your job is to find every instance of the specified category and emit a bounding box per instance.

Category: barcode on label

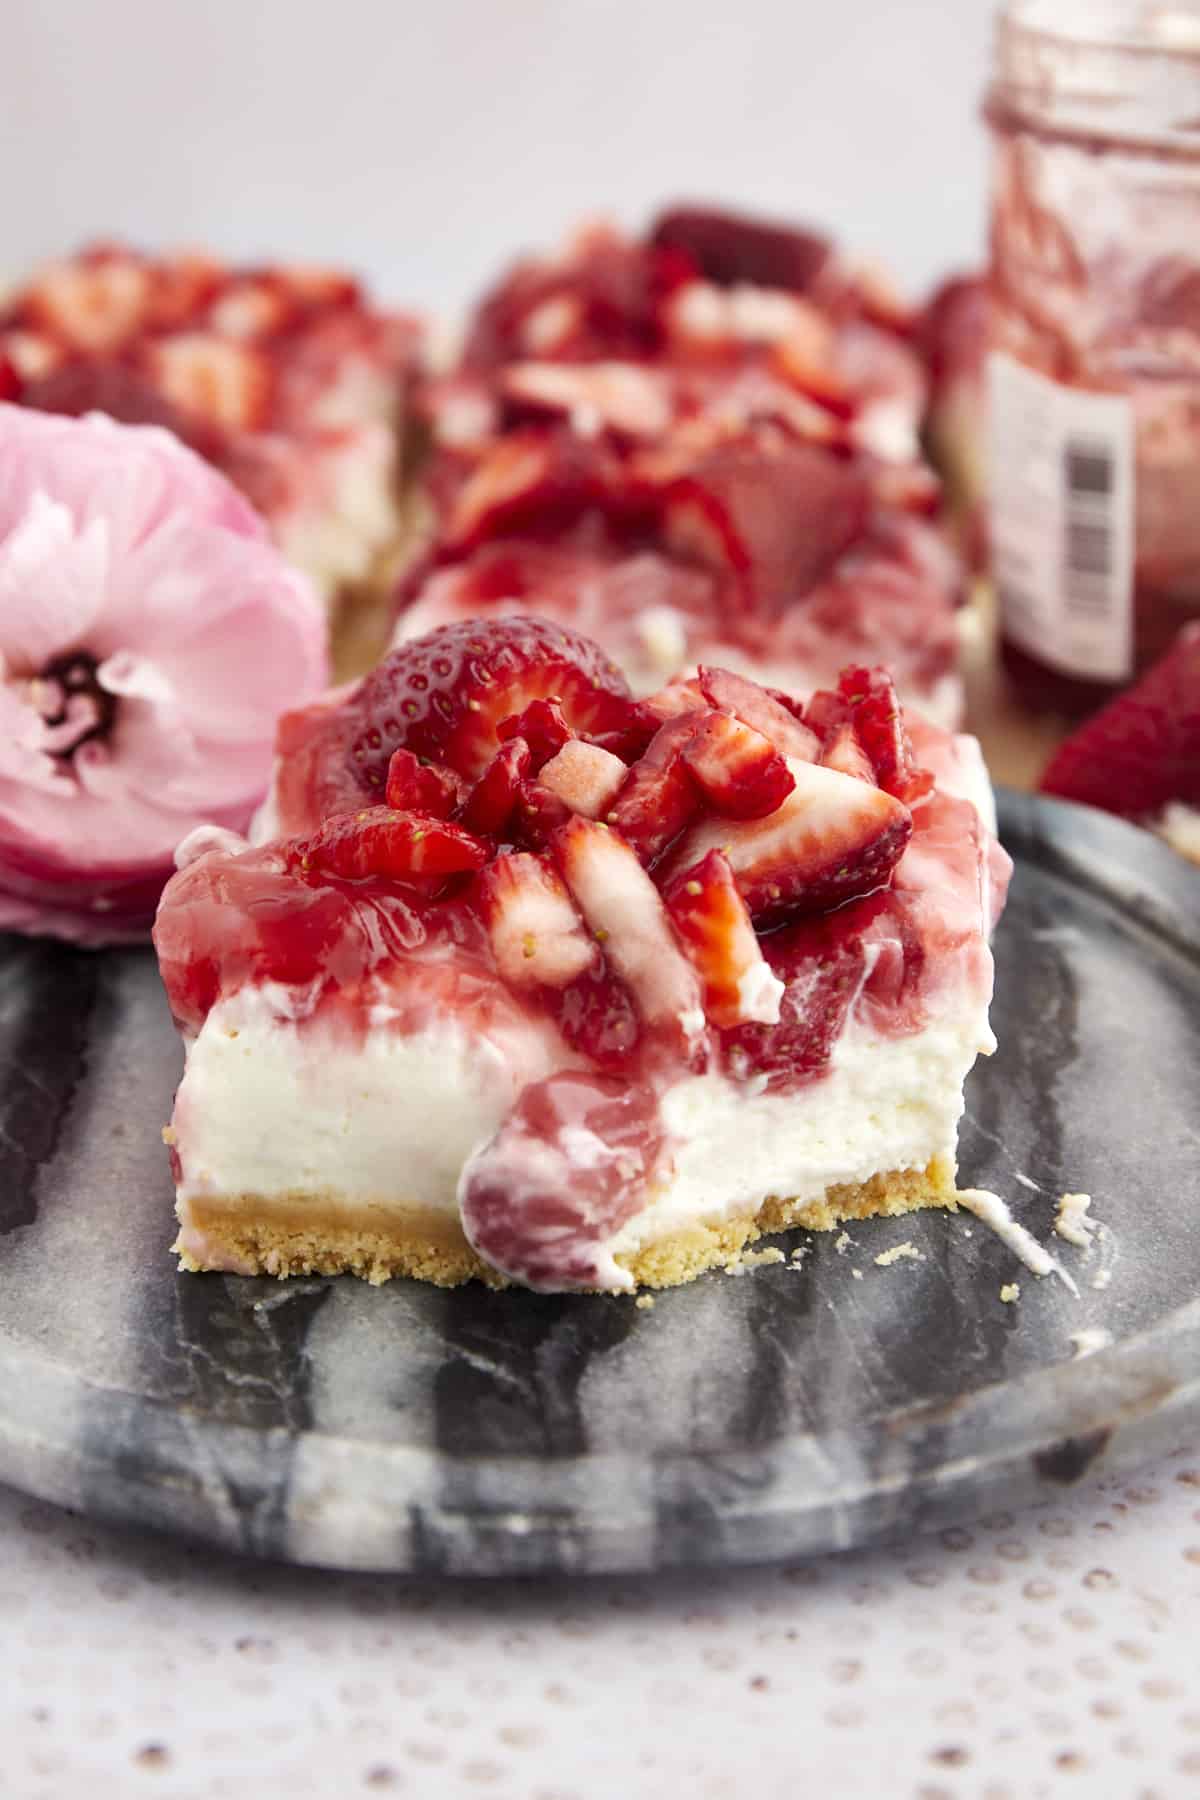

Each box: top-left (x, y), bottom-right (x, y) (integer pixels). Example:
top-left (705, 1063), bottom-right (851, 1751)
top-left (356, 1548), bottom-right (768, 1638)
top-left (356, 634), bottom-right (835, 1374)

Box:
top-left (1062, 438), bottom-right (1115, 618)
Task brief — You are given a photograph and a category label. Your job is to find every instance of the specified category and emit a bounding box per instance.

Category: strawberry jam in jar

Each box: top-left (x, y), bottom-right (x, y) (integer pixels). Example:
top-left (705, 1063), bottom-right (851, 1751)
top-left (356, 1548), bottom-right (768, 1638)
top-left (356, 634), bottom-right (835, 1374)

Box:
top-left (986, 0), bottom-right (1200, 713)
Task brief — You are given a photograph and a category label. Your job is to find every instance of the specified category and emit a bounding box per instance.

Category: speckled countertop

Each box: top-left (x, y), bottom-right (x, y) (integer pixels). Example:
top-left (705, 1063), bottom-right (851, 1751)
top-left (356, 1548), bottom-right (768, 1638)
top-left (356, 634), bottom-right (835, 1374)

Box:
top-left (3, 1448), bottom-right (1199, 1799)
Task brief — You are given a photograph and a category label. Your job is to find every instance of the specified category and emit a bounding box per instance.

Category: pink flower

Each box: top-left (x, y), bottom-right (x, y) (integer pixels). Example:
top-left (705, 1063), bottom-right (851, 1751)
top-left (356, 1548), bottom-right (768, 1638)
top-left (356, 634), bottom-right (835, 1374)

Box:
top-left (0, 405), bottom-right (328, 944)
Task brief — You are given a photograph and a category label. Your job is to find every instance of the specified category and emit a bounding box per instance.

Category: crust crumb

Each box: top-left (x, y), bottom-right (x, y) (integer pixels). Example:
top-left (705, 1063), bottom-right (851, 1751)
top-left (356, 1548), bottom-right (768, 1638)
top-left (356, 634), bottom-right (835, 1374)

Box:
top-left (874, 1241), bottom-right (924, 1267)
top-left (1000, 1282), bottom-right (1020, 1303)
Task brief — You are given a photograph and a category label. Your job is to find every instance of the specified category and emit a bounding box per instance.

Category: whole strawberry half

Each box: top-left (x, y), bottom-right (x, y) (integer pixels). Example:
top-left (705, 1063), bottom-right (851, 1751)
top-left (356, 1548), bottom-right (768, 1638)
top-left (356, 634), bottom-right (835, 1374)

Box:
top-left (1040, 623), bottom-right (1200, 822)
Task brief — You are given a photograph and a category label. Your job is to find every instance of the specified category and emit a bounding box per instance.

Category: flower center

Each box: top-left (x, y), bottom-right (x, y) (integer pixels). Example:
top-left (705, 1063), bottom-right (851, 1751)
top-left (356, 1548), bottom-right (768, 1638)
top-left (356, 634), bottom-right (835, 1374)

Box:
top-left (35, 652), bottom-right (118, 761)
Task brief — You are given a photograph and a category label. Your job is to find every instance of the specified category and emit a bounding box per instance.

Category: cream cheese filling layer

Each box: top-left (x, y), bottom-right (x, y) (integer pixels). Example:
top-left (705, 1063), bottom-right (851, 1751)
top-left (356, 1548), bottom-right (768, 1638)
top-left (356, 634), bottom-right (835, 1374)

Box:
top-left (172, 983), bottom-right (992, 1283)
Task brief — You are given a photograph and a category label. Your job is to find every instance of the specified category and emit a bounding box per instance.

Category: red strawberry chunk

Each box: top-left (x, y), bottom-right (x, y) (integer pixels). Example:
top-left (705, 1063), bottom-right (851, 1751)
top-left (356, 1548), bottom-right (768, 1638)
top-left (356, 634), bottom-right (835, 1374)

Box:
top-left (663, 760), bottom-right (912, 922)
top-left (1040, 622), bottom-right (1200, 821)
top-left (479, 852), bottom-right (599, 990)
top-left (835, 666), bottom-right (933, 803)
top-left (497, 696), bottom-right (572, 769)
top-left (607, 714), bottom-right (702, 863)
top-left (461, 738), bottom-right (532, 837)
top-left (682, 709), bottom-right (796, 819)
top-left (385, 747), bottom-right (466, 818)
top-left (721, 893), bottom-right (890, 1091)
top-left (290, 808), bottom-right (489, 884)
top-left (344, 616), bottom-right (637, 791)
top-left (551, 961), bottom-right (642, 1069)
top-left (554, 815), bottom-right (706, 1050)
top-left (441, 428), bottom-right (624, 554)
top-left (697, 666), bottom-right (819, 762)
top-left (658, 435), bottom-right (869, 617)
top-left (663, 849), bottom-right (784, 1029)
top-left (649, 206), bottom-right (832, 294)
top-left (512, 779), bottom-right (574, 850)
top-left (500, 360), bottom-right (673, 440)
top-left (459, 1072), bottom-right (666, 1291)
top-left (820, 722), bottom-right (875, 783)
top-left (538, 739), bottom-right (629, 819)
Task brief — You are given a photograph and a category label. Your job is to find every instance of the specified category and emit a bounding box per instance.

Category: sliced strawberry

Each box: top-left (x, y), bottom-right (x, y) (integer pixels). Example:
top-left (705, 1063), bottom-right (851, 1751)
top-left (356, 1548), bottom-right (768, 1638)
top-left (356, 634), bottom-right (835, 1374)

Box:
top-left (441, 428), bottom-right (625, 554)
top-left (663, 761), bottom-right (912, 922)
top-left (512, 779), bottom-right (574, 850)
top-left (500, 361), bottom-right (673, 440)
top-left (497, 696), bottom-right (573, 769)
top-left (820, 722), bottom-right (875, 783)
top-left (538, 739), bottom-right (630, 819)
top-left (552, 960), bottom-right (643, 1069)
top-left (607, 714), bottom-right (702, 863)
top-left (344, 616), bottom-right (637, 791)
top-left (554, 815), bottom-right (705, 1048)
top-left (385, 748), bottom-right (466, 819)
top-left (289, 808), bottom-right (489, 884)
top-left (479, 852), bottom-right (598, 990)
top-left (663, 849), bottom-right (784, 1028)
top-left (461, 738), bottom-right (532, 838)
top-left (26, 254), bottom-right (151, 353)
top-left (643, 675), bottom-right (705, 722)
top-left (459, 1071), bottom-right (666, 1291)
top-left (649, 206), bottom-right (832, 294)
top-left (682, 709), bottom-right (795, 819)
top-left (835, 666), bottom-right (932, 802)
top-left (1040, 621), bottom-right (1200, 820)
top-left (658, 434), bottom-right (869, 617)
top-left (697, 667), bottom-right (819, 762)
top-left (148, 332), bottom-right (273, 431)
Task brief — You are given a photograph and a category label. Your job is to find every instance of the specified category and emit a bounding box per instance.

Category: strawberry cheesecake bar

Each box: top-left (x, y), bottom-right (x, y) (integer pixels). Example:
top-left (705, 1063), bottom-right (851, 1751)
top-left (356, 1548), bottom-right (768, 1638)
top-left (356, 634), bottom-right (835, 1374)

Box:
top-left (0, 243), bottom-right (418, 634)
top-left (1041, 621), bottom-right (1200, 864)
top-left (396, 206), bottom-right (964, 725)
top-left (155, 615), bottom-right (1010, 1293)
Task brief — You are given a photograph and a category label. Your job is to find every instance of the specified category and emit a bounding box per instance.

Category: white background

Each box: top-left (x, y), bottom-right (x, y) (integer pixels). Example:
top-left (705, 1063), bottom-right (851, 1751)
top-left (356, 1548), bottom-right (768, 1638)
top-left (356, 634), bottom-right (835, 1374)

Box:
top-left (5, 0), bottom-right (995, 314)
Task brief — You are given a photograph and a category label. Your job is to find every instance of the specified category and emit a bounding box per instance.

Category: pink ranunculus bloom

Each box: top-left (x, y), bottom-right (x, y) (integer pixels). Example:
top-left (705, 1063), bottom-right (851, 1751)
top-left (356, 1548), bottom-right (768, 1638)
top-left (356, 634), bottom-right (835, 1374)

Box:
top-left (0, 404), bottom-right (329, 944)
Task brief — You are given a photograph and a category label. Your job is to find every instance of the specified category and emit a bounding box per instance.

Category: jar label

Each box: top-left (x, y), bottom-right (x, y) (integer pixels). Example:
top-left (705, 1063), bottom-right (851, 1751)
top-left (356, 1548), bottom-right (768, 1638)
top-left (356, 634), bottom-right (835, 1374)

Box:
top-left (988, 351), bottom-right (1135, 682)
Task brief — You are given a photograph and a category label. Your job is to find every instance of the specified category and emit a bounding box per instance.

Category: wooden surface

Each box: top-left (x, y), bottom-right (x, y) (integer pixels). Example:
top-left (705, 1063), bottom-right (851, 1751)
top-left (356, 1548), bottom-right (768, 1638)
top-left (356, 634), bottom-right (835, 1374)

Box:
top-left (960, 587), bottom-right (1068, 793)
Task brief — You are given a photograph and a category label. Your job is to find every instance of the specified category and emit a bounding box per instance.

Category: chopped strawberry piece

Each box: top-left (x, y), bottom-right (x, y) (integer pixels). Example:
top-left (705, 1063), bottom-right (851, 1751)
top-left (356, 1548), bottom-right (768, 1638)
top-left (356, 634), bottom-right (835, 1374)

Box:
top-left (721, 893), bottom-right (891, 1090)
top-left (440, 428), bottom-right (625, 554)
top-left (697, 667), bottom-right (819, 762)
top-left (1040, 622), bottom-right (1200, 821)
top-left (552, 961), bottom-right (643, 1068)
top-left (663, 761), bottom-right (912, 922)
top-left (459, 1071), bottom-right (666, 1291)
top-left (538, 739), bottom-right (629, 819)
top-left (658, 434), bottom-right (870, 617)
top-left (643, 676), bottom-right (705, 722)
top-left (554, 815), bottom-right (705, 1050)
top-left (512, 779), bottom-right (574, 850)
top-left (479, 851), bottom-right (599, 990)
top-left (835, 666), bottom-right (932, 802)
top-left (497, 696), bottom-right (573, 769)
top-left (461, 738), bottom-right (532, 838)
top-left (649, 206), bottom-right (832, 294)
top-left (148, 333), bottom-right (273, 432)
top-left (290, 808), bottom-right (489, 884)
top-left (26, 254), bottom-right (151, 353)
top-left (344, 616), bottom-right (637, 790)
top-left (607, 714), bottom-right (702, 863)
top-left (500, 361), bottom-right (673, 440)
top-left (663, 849), bottom-right (784, 1029)
top-left (385, 748), bottom-right (466, 818)
top-left (820, 722), bottom-right (876, 783)
top-left (682, 709), bottom-right (796, 819)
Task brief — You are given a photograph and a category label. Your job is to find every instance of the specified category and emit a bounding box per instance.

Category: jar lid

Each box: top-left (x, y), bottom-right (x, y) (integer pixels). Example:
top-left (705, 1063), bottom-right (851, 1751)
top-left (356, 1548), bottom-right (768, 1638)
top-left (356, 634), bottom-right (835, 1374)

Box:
top-left (991, 1), bottom-right (1200, 151)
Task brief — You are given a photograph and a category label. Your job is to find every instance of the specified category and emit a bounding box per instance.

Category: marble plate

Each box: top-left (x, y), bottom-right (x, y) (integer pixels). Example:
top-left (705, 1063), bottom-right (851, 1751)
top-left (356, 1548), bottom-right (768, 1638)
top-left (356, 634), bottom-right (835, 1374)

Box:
top-left (0, 792), bottom-right (1197, 1575)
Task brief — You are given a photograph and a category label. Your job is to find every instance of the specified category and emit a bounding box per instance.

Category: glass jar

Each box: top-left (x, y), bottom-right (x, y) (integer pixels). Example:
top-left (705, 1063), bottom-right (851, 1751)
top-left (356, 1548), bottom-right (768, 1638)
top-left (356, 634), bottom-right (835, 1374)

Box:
top-left (986, 0), bottom-right (1200, 713)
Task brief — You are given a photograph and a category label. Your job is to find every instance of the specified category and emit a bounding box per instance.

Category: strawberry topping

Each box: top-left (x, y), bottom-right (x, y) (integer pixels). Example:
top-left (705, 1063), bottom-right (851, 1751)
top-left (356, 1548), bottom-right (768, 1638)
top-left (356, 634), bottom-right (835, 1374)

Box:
top-left (461, 738), bottom-right (532, 837)
top-left (682, 709), bottom-right (796, 819)
top-left (385, 748), bottom-right (466, 818)
top-left (289, 808), bottom-right (488, 885)
top-left (663, 850), bottom-right (784, 1028)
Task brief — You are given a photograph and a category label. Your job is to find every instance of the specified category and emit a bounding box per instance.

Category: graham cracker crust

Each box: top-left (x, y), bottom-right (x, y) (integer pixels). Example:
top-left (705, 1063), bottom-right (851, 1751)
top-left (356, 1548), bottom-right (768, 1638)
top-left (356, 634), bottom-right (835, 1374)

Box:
top-left (175, 1156), bottom-right (959, 1292)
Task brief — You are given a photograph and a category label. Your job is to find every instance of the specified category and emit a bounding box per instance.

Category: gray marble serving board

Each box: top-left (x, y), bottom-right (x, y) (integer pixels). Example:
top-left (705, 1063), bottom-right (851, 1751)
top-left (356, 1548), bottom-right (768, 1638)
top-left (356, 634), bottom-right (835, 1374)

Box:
top-left (0, 792), bottom-right (1197, 1576)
